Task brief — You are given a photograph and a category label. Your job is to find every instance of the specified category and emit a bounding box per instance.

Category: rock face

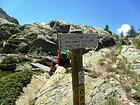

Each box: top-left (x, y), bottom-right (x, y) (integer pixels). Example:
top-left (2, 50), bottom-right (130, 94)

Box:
top-left (97, 35), bottom-right (116, 50)
top-left (48, 20), bottom-right (116, 50)
top-left (118, 45), bottom-right (140, 74)
top-left (33, 45), bottom-right (140, 105)
top-left (18, 42), bottom-right (30, 53)
top-left (48, 20), bottom-right (70, 33)
top-left (0, 18), bottom-right (20, 42)
top-left (0, 8), bottom-right (19, 24)
top-left (34, 67), bottom-right (128, 105)
top-left (83, 48), bottom-right (111, 69)
top-left (8, 23), bottom-right (58, 55)
top-left (0, 18), bottom-right (115, 55)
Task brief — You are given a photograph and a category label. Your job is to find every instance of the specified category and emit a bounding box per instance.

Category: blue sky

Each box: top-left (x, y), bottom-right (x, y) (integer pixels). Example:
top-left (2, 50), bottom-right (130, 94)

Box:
top-left (0, 0), bottom-right (140, 34)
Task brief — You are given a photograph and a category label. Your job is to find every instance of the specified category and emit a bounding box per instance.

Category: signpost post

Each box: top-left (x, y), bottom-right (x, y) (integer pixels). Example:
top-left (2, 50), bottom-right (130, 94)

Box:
top-left (58, 30), bottom-right (98, 105)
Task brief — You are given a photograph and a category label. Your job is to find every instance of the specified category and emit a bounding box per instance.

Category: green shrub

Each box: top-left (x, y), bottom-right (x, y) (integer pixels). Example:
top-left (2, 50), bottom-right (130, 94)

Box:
top-left (105, 97), bottom-right (119, 105)
top-left (114, 44), bottom-right (122, 53)
top-left (133, 82), bottom-right (140, 92)
top-left (0, 56), bottom-right (19, 71)
top-left (65, 68), bottom-right (72, 74)
top-left (2, 56), bottom-right (31, 64)
top-left (133, 39), bottom-right (140, 49)
top-left (0, 70), bottom-right (32, 105)
top-left (1, 56), bottom-right (18, 64)
top-left (0, 64), bottom-right (16, 71)
top-left (132, 82), bottom-right (140, 102)
top-left (117, 60), bottom-right (126, 70)
top-left (0, 71), bottom-right (13, 79)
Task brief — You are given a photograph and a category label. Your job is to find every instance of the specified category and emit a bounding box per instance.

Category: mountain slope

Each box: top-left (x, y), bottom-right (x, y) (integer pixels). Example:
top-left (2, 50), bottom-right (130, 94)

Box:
top-left (0, 8), bottom-right (19, 24)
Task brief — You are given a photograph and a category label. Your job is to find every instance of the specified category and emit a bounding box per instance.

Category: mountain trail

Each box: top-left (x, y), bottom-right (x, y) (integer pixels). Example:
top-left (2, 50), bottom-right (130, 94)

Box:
top-left (16, 73), bottom-right (49, 105)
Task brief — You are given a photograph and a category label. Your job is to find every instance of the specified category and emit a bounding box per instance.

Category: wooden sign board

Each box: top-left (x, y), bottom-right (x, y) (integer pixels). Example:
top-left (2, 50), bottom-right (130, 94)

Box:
top-left (58, 33), bottom-right (98, 50)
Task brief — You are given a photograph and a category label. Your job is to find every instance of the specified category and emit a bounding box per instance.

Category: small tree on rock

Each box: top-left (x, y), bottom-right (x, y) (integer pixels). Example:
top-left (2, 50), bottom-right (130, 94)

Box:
top-left (127, 25), bottom-right (137, 37)
top-left (104, 24), bottom-right (112, 35)
top-left (104, 25), bottom-right (109, 32)
top-left (120, 31), bottom-right (124, 37)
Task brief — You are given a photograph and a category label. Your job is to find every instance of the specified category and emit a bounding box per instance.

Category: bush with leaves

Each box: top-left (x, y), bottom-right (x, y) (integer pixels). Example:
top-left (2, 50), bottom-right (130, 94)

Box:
top-left (0, 56), bottom-right (19, 71)
top-left (105, 97), bottom-right (119, 105)
top-left (133, 39), bottom-right (140, 49)
top-left (1, 56), bottom-right (18, 64)
top-left (0, 70), bottom-right (32, 105)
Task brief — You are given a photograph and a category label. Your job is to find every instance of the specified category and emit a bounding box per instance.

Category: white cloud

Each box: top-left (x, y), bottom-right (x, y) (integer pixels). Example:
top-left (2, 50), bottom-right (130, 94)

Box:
top-left (117, 24), bottom-right (131, 36)
top-left (40, 22), bottom-right (46, 25)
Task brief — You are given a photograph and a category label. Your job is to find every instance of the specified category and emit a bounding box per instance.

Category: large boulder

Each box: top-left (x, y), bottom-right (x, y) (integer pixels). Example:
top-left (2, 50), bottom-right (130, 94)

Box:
top-left (34, 72), bottom-right (128, 105)
top-left (7, 23), bottom-right (58, 55)
top-left (118, 45), bottom-right (140, 74)
top-left (48, 20), bottom-right (70, 33)
top-left (2, 41), bottom-right (18, 53)
top-left (0, 18), bottom-right (20, 42)
top-left (18, 42), bottom-right (30, 53)
top-left (54, 66), bottom-right (66, 74)
top-left (96, 35), bottom-right (116, 50)
top-left (32, 35), bottom-right (57, 55)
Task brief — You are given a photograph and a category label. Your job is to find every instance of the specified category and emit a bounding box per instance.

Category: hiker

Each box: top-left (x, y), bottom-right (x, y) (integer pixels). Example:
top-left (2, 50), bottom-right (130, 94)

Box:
top-left (48, 50), bottom-right (70, 76)
top-left (49, 56), bottom-right (59, 76)
top-left (59, 49), bottom-right (71, 66)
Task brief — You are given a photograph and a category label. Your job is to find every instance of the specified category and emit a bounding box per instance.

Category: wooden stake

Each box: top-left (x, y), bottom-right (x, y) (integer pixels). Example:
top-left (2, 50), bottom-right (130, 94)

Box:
top-left (71, 48), bottom-right (85, 105)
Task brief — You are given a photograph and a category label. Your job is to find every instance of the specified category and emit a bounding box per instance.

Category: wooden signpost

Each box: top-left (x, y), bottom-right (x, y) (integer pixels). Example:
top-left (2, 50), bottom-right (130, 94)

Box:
top-left (58, 30), bottom-right (98, 105)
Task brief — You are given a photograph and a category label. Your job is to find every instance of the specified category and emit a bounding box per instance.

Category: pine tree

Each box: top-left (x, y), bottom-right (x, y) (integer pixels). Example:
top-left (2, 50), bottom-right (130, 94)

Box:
top-left (104, 24), bottom-right (109, 32)
top-left (127, 25), bottom-right (137, 37)
top-left (120, 31), bottom-right (124, 37)
top-left (104, 24), bottom-right (112, 35)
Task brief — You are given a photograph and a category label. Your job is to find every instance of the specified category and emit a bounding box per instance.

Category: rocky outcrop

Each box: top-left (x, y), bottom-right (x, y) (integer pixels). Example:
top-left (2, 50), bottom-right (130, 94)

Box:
top-left (34, 67), bottom-right (128, 105)
top-left (0, 8), bottom-right (116, 54)
top-left (48, 20), bottom-right (70, 33)
top-left (83, 48), bottom-right (111, 70)
top-left (0, 8), bottom-right (19, 24)
top-left (96, 35), bottom-right (116, 50)
top-left (18, 42), bottom-right (30, 53)
top-left (0, 54), bottom-right (32, 71)
top-left (7, 23), bottom-right (57, 54)
top-left (48, 20), bottom-right (116, 50)
top-left (118, 45), bottom-right (140, 74)
top-left (0, 18), bottom-right (20, 42)
top-left (0, 17), bottom-right (116, 54)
